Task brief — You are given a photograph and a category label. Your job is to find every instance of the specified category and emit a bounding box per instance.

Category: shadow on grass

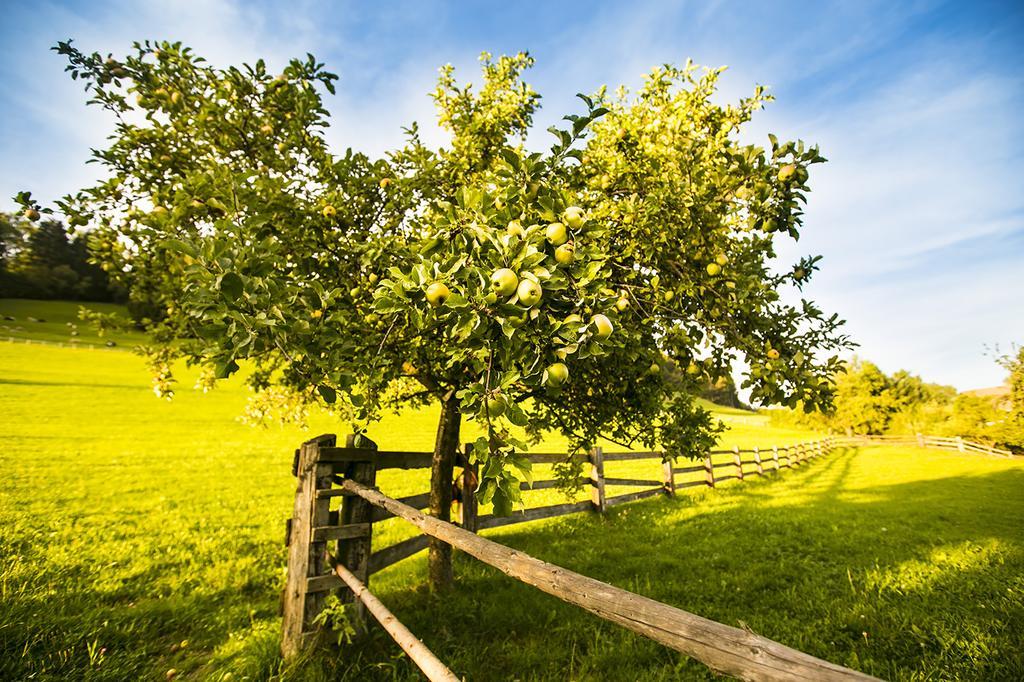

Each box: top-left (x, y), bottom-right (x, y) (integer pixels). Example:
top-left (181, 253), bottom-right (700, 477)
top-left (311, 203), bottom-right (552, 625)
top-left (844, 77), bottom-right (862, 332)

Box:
top-left (5, 449), bottom-right (1022, 681)
top-left (324, 456), bottom-right (1024, 681)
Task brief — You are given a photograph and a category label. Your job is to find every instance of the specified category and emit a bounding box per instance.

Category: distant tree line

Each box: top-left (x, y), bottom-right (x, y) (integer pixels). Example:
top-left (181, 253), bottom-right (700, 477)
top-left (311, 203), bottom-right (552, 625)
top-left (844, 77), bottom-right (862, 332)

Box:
top-left (773, 351), bottom-right (1024, 453)
top-left (0, 212), bottom-right (124, 303)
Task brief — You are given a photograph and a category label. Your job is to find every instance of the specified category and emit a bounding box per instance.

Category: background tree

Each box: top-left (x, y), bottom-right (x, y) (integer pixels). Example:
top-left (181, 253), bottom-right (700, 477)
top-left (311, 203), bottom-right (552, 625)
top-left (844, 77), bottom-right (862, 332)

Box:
top-left (830, 358), bottom-right (895, 435)
top-left (19, 41), bottom-right (850, 589)
top-left (0, 211), bottom-right (117, 301)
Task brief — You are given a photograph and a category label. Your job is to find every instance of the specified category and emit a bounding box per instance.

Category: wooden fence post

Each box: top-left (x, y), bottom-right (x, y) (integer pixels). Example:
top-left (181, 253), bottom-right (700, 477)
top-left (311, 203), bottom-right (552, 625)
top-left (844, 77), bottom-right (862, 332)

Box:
top-left (662, 456), bottom-right (675, 496)
top-left (704, 453), bottom-right (716, 488)
top-left (458, 444), bottom-right (479, 532)
top-left (956, 436), bottom-right (965, 452)
top-left (772, 445), bottom-right (780, 471)
top-left (916, 433), bottom-right (925, 448)
top-left (753, 447), bottom-right (763, 476)
top-left (337, 434), bottom-right (377, 634)
top-left (816, 440), bottom-right (823, 458)
top-left (281, 433), bottom-right (337, 659)
top-left (589, 447), bottom-right (606, 513)
top-left (733, 446), bottom-right (743, 481)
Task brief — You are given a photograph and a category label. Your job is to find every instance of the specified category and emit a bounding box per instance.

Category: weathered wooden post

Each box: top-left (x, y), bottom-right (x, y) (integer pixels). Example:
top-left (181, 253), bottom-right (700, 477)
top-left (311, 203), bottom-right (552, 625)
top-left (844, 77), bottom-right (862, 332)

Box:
top-left (704, 452), bottom-right (716, 488)
top-left (337, 434), bottom-right (377, 633)
top-left (733, 446), bottom-right (743, 482)
top-left (815, 440), bottom-right (823, 458)
top-left (753, 447), bottom-right (763, 476)
top-left (662, 456), bottom-right (675, 496)
top-left (281, 433), bottom-right (337, 659)
top-left (772, 445), bottom-right (780, 471)
top-left (956, 436), bottom-right (965, 452)
top-left (589, 446), bottom-right (606, 513)
top-left (458, 444), bottom-right (479, 532)
top-left (916, 433), bottom-right (925, 448)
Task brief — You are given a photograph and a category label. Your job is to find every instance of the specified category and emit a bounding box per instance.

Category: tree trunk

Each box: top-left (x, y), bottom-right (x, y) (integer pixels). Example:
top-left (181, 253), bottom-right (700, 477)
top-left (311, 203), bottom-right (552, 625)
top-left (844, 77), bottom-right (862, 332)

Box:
top-left (428, 396), bottom-right (461, 591)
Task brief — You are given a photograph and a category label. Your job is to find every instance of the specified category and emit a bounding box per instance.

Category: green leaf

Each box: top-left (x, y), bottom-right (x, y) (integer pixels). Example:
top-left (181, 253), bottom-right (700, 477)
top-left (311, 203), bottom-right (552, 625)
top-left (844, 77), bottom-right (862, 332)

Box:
top-left (317, 385), bottom-right (337, 404)
top-left (219, 272), bottom-right (244, 300)
top-left (215, 359), bottom-right (239, 379)
top-left (160, 238), bottom-right (198, 258)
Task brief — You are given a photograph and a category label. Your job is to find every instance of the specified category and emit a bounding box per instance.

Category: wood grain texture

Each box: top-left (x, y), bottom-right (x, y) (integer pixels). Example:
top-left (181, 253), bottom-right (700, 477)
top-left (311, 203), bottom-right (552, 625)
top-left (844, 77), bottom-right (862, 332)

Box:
top-left (339, 479), bottom-right (878, 681)
top-left (329, 557), bottom-right (460, 682)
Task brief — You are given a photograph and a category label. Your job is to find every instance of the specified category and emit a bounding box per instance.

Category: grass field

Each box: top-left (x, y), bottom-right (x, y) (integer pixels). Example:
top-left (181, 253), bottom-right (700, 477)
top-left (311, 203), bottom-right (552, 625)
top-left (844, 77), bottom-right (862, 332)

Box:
top-left (2, 300), bottom-right (1023, 680)
top-left (0, 298), bottom-right (147, 347)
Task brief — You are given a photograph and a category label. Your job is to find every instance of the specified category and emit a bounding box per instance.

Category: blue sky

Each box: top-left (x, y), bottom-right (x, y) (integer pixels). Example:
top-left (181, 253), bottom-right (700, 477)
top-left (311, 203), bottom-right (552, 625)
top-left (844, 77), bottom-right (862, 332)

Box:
top-left (1, 0), bottom-right (1022, 390)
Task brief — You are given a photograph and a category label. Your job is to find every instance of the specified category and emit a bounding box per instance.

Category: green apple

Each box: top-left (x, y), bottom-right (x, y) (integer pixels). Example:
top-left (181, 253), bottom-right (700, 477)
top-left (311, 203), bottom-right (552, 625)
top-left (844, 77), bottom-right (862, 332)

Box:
top-left (507, 220), bottom-right (525, 238)
top-left (767, 348), bottom-right (780, 360)
top-left (615, 296), bottom-right (629, 312)
top-left (426, 282), bottom-right (450, 307)
top-left (563, 206), bottom-right (585, 230)
top-left (554, 242), bottom-right (575, 265)
top-left (24, 208), bottom-right (40, 221)
top-left (706, 263), bottom-right (722, 276)
top-left (663, 289), bottom-right (674, 302)
top-left (259, 123), bottom-right (274, 135)
top-left (591, 314), bottom-right (613, 338)
top-left (649, 362), bottom-right (661, 375)
top-left (778, 164), bottom-right (797, 182)
top-left (545, 222), bottom-right (568, 246)
top-left (546, 362), bottom-right (569, 386)
top-left (322, 205), bottom-right (337, 219)
top-left (486, 394), bottom-right (506, 418)
top-left (715, 254), bottom-right (729, 266)
top-left (517, 279), bottom-right (543, 307)
top-left (763, 218), bottom-right (779, 233)
top-left (152, 206), bottom-right (169, 218)
top-left (367, 273), bottom-right (379, 284)
top-left (379, 178), bottom-right (392, 189)
top-left (490, 268), bottom-right (519, 297)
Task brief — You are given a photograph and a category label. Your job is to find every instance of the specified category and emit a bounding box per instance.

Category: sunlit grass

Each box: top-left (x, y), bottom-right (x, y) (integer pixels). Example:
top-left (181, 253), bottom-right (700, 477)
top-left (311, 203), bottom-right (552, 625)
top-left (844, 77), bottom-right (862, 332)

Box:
top-left (2, 302), bottom-right (1022, 680)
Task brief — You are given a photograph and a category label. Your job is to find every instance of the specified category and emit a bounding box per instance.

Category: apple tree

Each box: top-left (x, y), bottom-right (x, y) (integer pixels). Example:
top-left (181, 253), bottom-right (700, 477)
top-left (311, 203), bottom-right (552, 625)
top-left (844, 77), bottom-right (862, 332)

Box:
top-left (20, 42), bottom-right (850, 589)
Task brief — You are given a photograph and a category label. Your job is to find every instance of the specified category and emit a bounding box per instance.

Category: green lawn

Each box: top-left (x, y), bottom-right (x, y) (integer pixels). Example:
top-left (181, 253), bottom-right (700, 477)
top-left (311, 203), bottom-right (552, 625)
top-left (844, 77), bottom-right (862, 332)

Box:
top-left (2, 301), bottom-right (1022, 680)
top-left (0, 298), bottom-right (148, 348)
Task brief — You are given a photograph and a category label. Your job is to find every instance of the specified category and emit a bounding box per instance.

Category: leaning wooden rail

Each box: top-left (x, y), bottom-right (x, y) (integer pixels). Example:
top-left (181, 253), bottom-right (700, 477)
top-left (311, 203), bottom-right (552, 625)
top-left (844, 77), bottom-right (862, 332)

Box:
top-left (338, 477), bottom-right (877, 682)
top-left (326, 554), bottom-right (459, 682)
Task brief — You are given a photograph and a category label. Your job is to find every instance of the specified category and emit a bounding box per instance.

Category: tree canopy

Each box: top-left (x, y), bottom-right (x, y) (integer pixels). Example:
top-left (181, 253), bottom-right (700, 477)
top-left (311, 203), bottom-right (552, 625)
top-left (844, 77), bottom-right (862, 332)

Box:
top-left (18, 40), bottom-right (851, 587)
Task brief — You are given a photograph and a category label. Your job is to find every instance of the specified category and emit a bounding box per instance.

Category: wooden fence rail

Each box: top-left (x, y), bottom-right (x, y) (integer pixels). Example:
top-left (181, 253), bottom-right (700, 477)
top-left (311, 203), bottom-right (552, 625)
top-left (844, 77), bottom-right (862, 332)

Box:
top-left (839, 433), bottom-right (1016, 458)
top-left (331, 478), bottom-right (875, 681)
top-left (281, 435), bottom-right (860, 678)
top-left (327, 554), bottom-right (459, 682)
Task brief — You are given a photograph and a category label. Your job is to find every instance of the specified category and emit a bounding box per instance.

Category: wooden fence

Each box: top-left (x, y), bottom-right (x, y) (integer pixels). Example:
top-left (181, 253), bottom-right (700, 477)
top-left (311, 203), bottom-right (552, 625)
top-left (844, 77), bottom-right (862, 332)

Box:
top-left (838, 433), bottom-right (1016, 458)
top-left (280, 435), bottom-right (882, 680)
